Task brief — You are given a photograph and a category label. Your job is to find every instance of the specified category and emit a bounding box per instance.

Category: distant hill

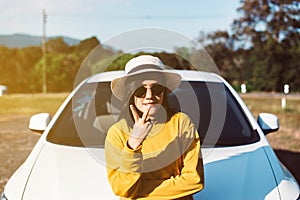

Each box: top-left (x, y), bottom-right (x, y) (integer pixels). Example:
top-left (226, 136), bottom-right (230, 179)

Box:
top-left (0, 33), bottom-right (81, 48)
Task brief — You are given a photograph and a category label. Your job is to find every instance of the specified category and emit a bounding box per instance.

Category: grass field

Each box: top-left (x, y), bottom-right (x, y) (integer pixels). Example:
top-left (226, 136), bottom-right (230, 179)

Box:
top-left (241, 93), bottom-right (300, 152)
top-left (241, 94), bottom-right (300, 130)
top-left (0, 93), bottom-right (69, 115)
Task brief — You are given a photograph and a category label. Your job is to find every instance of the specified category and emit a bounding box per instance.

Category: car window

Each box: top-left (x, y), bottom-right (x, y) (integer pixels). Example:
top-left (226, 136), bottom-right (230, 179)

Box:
top-left (46, 81), bottom-right (259, 147)
top-left (170, 82), bottom-right (259, 147)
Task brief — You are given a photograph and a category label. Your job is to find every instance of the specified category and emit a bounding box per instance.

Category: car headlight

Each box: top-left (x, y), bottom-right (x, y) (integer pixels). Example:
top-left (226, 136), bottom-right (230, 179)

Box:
top-left (1, 192), bottom-right (8, 200)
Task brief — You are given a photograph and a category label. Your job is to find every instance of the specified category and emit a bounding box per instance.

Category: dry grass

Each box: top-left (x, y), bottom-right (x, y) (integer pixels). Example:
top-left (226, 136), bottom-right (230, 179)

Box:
top-left (241, 93), bottom-right (300, 152)
top-left (0, 93), bottom-right (69, 115)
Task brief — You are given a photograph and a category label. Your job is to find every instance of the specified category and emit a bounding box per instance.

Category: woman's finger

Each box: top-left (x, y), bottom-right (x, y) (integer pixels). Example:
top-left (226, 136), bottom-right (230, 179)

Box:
top-left (130, 105), bottom-right (139, 122)
top-left (142, 105), bottom-right (151, 122)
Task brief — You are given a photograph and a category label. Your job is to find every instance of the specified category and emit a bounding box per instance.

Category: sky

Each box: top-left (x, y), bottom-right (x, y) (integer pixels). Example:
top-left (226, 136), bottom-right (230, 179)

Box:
top-left (0, 0), bottom-right (241, 42)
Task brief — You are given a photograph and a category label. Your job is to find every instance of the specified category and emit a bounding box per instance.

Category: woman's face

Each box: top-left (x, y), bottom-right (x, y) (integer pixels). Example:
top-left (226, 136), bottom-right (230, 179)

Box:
top-left (133, 80), bottom-right (164, 117)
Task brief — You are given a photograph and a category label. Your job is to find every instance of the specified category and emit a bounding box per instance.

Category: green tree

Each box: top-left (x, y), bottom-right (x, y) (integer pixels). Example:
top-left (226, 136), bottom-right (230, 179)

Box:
top-left (0, 46), bottom-right (42, 93)
top-left (234, 0), bottom-right (300, 91)
top-left (198, 31), bottom-right (242, 84)
top-left (47, 37), bottom-right (72, 54)
top-left (232, 0), bottom-right (299, 48)
top-left (199, 0), bottom-right (300, 92)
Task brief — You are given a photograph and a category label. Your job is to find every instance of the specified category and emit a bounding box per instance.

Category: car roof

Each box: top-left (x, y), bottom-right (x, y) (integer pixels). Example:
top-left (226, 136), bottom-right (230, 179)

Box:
top-left (87, 70), bottom-right (223, 83)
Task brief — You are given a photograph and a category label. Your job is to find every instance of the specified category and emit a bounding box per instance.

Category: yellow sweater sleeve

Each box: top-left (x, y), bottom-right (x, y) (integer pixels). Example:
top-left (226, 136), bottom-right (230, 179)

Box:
top-left (105, 123), bottom-right (144, 198)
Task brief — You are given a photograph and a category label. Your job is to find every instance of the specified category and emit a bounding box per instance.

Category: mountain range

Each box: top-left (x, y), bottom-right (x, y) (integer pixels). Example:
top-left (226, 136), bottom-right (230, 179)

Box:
top-left (0, 33), bottom-right (81, 48)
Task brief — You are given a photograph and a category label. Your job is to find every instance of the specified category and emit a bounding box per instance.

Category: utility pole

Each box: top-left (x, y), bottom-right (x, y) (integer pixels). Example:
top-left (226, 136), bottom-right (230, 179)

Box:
top-left (42, 9), bottom-right (47, 94)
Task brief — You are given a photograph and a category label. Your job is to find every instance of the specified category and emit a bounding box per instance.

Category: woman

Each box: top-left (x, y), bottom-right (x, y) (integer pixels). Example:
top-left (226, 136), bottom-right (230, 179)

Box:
top-left (105, 55), bottom-right (204, 199)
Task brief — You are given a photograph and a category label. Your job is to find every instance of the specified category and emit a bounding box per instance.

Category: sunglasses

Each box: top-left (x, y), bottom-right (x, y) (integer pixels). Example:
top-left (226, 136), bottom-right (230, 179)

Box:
top-left (134, 84), bottom-right (165, 98)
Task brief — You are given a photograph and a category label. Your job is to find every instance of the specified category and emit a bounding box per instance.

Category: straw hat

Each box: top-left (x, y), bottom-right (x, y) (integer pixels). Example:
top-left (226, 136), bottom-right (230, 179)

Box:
top-left (111, 55), bottom-right (181, 100)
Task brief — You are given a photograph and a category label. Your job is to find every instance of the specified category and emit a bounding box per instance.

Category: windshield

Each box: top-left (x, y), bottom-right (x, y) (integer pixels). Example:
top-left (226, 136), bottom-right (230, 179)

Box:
top-left (47, 81), bottom-right (259, 147)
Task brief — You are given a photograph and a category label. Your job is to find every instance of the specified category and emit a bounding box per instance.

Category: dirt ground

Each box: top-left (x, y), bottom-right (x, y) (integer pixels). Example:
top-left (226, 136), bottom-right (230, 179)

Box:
top-left (0, 115), bottom-right (299, 194)
top-left (0, 115), bottom-right (40, 194)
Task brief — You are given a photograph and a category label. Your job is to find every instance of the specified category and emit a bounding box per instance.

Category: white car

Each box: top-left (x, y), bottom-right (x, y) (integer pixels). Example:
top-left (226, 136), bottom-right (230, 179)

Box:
top-left (2, 70), bottom-right (300, 200)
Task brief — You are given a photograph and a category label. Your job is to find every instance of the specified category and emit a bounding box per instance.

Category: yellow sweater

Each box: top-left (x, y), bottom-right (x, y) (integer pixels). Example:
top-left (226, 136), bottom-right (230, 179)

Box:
top-left (105, 112), bottom-right (204, 199)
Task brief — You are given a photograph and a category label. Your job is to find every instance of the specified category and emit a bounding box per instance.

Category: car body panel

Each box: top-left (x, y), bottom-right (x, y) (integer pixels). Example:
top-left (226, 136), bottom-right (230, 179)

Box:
top-left (6, 142), bottom-right (288, 200)
top-left (4, 136), bottom-right (47, 200)
top-left (197, 145), bottom-right (281, 199)
top-left (22, 143), bottom-right (117, 199)
top-left (263, 146), bottom-right (300, 200)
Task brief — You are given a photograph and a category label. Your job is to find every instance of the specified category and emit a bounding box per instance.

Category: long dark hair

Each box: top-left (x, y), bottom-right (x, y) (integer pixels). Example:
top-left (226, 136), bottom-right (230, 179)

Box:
top-left (118, 79), bottom-right (177, 127)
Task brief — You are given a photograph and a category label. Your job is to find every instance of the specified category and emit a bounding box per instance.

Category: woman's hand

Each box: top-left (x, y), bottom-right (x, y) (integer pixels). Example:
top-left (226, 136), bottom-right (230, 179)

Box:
top-left (128, 105), bottom-right (153, 149)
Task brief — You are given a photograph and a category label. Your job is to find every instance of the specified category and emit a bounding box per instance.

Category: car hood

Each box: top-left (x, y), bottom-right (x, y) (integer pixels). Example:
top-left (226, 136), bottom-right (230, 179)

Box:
top-left (195, 145), bottom-right (280, 199)
top-left (22, 143), bottom-right (280, 200)
top-left (22, 143), bottom-right (118, 200)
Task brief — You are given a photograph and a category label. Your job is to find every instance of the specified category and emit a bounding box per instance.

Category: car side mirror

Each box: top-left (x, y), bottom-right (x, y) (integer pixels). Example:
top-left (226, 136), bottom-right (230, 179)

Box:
top-left (257, 113), bottom-right (279, 135)
top-left (29, 113), bottom-right (51, 133)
